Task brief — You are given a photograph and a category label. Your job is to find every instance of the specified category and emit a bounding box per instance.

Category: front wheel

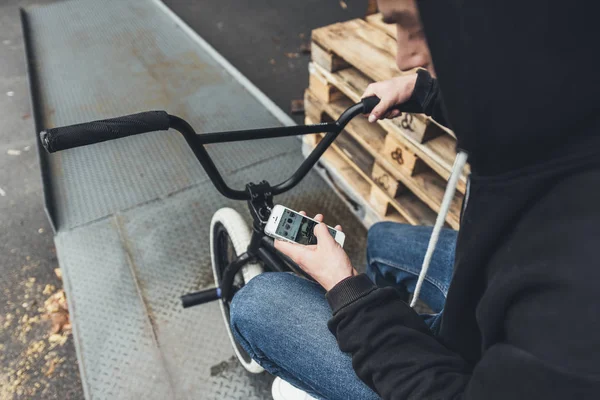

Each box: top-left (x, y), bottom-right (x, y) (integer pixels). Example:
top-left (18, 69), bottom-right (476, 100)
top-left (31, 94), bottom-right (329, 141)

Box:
top-left (210, 208), bottom-right (264, 374)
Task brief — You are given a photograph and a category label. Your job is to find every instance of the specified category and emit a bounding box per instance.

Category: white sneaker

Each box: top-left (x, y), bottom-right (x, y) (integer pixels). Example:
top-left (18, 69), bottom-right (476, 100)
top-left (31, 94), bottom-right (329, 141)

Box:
top-left (271, 377), bottom-right (318, 400)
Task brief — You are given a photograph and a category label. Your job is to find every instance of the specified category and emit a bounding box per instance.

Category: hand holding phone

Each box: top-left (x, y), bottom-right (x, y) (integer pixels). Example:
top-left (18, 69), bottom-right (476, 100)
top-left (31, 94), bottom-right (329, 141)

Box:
top-left (264, 205), bottom-right (346, 247)
top-left (266, 206), bottom-right (356, 291)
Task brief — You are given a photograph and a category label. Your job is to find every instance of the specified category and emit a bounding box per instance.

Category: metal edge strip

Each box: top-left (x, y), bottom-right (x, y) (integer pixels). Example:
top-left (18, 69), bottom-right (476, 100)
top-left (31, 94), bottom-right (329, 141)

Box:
top-left (20, 8), bottom-right (58, 233)
top-left (53, 233), bottom-right (92, 400)
top-left (152, 0), bottom-right (297, 127)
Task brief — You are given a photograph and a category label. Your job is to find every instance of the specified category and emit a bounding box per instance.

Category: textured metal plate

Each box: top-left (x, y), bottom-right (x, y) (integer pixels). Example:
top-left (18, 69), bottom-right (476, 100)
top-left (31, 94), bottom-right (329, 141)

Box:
top-left (56, 155), bottom-right (366, 399)
top-left (26, 0), bottom-right (297, 231)
top-left (26, 0), bottom-right (367, 398)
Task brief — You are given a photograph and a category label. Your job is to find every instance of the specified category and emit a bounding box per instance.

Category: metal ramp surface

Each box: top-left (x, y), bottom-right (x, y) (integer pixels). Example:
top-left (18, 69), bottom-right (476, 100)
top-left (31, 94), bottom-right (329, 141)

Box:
top-left (23, 0), bottom-right (367, 399)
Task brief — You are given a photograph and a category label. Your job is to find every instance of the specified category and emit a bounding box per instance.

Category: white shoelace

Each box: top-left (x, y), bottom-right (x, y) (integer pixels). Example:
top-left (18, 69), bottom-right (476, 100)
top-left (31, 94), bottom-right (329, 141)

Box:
top-left (410, 150), bottom-right (469, 308)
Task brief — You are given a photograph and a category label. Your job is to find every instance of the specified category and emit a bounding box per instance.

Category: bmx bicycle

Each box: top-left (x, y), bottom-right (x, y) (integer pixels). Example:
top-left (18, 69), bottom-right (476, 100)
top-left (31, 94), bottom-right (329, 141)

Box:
top-left (40, 95), bottom-right (383, 373)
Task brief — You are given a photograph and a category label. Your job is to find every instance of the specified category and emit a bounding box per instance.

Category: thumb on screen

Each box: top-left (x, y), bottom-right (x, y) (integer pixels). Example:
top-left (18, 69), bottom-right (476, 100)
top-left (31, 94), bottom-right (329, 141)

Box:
top-left (314, 223), bottom-right (335, 246)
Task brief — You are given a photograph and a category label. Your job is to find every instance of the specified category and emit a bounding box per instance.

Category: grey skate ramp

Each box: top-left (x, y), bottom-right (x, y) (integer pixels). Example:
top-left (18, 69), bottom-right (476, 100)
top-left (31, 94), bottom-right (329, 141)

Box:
top-left (24, 0), bottom-right (367, 399)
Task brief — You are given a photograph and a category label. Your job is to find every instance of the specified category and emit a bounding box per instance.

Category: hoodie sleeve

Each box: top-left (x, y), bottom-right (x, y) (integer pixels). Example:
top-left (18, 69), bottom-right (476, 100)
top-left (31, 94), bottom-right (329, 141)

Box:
top-left (326, 274), bottom-right (471, 399)
top-left (401, 69), bottom-right (450, 128)
top-left (327, 168), bottom-right (600, 400)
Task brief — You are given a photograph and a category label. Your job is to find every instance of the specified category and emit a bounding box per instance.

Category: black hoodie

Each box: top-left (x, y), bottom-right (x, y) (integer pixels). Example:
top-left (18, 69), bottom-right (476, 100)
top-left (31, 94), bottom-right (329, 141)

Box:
top-left (325, 1), bottom-right (600, 398)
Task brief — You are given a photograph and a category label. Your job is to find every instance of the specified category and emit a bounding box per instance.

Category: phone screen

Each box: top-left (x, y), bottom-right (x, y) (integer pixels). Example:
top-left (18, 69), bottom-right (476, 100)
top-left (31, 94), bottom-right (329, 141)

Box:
top-left (275, 209), bottom-right (337, 245)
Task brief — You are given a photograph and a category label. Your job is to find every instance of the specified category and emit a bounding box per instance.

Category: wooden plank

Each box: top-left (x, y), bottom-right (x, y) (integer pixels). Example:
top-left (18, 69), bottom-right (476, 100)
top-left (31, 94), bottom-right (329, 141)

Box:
top-left (302, 132), bottom-right (319, 147)
top-left (371, 162), bottom-right (404, 198)
top-left (310, 62), bottom-right (467, 192)
top-left (427, 134), bottom-right (472, 176)
top-left (306, 98), bottom-right (438, 226)
top-left (310, 42), bottom-right (349, 72)
top-left (308, 71), bottom-right (344, 104)
top-left (369, 183), bottom-right (435, 226)
top-left (312, 19), bottom-right (399, 82)
top-left (305, 88), bottom-right (386, 154)
top-left (304, 117), bottom-right (371, 202)
top-left (310, 63), bottom-right (430, 133)
top-left (379, 151), bottom-right (462, 229)
top-left (303, 91), bottom-right (322, 122)
top-left (305, 88), bottom-right (462, 227)
top-left (304, 120), bottom-right (433, 228)
top-left (310, 19), bottom-right (457, 140)
top-left (366, 13), bottom-right (395, 38)
top-left (302, 120), bottom-right (410, 227)
top-left (329, 137), bottom-right (435, 226)
top-left (381, 132), bottom-right (421, 176)
top-left (389, 110), bottom-right (444, 142)
top-left (335, 131), bottom-right (375, 178)
top-left (316, 147), bottom-right (406, 227)
top-left (306, 75), bottom-right (467, 193)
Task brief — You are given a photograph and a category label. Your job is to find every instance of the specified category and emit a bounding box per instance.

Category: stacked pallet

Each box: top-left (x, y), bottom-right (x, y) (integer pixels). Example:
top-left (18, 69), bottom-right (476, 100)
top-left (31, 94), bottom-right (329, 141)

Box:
top-left (303, 15), bottom-right (469, 230)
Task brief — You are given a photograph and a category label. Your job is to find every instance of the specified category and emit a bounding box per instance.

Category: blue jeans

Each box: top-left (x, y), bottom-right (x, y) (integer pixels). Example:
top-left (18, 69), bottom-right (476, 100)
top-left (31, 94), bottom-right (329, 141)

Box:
top-left (230, 222), bottom-right (457, 399)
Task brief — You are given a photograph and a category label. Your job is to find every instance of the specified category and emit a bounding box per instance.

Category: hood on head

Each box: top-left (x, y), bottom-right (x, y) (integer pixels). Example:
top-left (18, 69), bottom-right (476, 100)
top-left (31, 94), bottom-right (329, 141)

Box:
top-left (417, 0), bottom-right (600, 175)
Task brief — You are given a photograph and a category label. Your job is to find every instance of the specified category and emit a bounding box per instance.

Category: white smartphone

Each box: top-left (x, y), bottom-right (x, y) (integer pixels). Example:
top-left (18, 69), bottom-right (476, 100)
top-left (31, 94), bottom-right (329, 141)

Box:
top-left (264, 204), bottom-right (346, 247)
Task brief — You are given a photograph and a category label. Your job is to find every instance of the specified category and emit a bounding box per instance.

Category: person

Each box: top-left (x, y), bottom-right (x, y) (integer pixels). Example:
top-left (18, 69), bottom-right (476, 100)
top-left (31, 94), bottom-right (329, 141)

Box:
top-left (231, 0), bottom-right (600, 398)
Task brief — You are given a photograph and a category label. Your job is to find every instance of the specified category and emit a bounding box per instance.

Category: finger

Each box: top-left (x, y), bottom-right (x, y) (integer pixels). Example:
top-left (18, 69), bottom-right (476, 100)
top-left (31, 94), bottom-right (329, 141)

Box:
top-left (379, 106), bottom-right (402, 119)
top-left (387, 109), bottom-right (401, 119)
top-left (361, 85), bottom-right (378, 115)
top-left (299, 211), bottom-right (306, 216)
top-left (334, 225), bottom-right (342, 232)
top-left (274, 239), bottom-right (307, 262)
top-left (361, 85), bottom-right (376, 101)
top-left (369, 97), bottom-right (395, 123)
top-left (313, 223), bottom-right (336, 246)
top-left (313, 213), bottom-right (324, 222)
top-left (381, 110), bottom-right (392, 119)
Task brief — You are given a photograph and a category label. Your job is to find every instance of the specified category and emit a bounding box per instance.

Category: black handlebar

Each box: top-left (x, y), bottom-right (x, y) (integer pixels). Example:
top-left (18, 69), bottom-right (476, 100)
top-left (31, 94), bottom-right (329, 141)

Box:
top-left (40, 111), bottom-right (170, 153)
top-left (39, 96), bottom-right (392, 200)
top-left (360, 95), bottom-right (381, 114)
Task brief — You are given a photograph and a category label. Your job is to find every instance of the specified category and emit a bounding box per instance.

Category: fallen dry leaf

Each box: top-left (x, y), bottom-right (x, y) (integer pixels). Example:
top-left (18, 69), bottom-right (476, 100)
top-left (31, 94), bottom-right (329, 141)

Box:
top-left (54, 268), bottom-right (62, 280)
top-left (285, 52), bottom-right (300, 59)
top-left (339, 0), bottom-right (348, 9)
top-left (25, 277), bottom-right (36, 289)
top-left (42, 284), bottom-right (55, 295)
top-left (290, 99), bottom-right (305, 114)
top-left (43, 288), bottom-right (71, 340)
top-left (44, 359), bottom-right (56, 377)
top-left (48, 334), bottom-right (67, 346)
top-left (299, 43), bottom-right (311, 55)
top-left (50, 312), bottom-right (69, 334)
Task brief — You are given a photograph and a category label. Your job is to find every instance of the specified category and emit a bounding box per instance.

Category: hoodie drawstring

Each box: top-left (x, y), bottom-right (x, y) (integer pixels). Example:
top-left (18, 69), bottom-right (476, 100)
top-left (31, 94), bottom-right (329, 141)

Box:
top-left (410, 150), bottom-right (468, 308)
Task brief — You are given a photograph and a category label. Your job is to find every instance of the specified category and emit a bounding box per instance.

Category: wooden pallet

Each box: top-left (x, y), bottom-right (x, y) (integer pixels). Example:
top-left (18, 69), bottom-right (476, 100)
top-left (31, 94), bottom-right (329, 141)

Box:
top-left (308, 63), bottom-right (466, 193)
top-left (304, 89), bottom-right (462, 229)
top-left (302, 117), bottom-right (409, 229)
top-left (302, 14), bottom-right (472, 229)
top-left (309, 16), bottom-right (469, 188)
top-left (365, 13), bottom-right (394, 38)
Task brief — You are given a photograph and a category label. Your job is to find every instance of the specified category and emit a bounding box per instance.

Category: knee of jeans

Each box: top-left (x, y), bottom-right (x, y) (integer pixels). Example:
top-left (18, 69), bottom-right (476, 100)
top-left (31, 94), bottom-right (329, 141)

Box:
top-left (366, 222), bottom-right (417, 276)
top-left (367, 222), bottom-right (404, 260)
top-left (230, 272), bottom-right (288, 334)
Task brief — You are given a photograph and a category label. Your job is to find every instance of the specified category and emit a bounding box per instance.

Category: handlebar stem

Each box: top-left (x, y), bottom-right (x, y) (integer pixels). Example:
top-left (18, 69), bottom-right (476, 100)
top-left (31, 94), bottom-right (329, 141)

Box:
top-left (169, 116), bottom-right (250, 200)
top-left (168, 101), bottom-right (366, 200)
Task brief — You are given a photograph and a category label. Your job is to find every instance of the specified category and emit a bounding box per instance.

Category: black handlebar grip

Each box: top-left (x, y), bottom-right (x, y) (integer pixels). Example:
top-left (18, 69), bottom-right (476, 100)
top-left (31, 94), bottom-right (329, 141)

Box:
top-left (39, 111), bottom-right (170, 153)
top-left (181, 288), bottom-right (222, 308)
top-left (360, 95), bottom-right (381, 114)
